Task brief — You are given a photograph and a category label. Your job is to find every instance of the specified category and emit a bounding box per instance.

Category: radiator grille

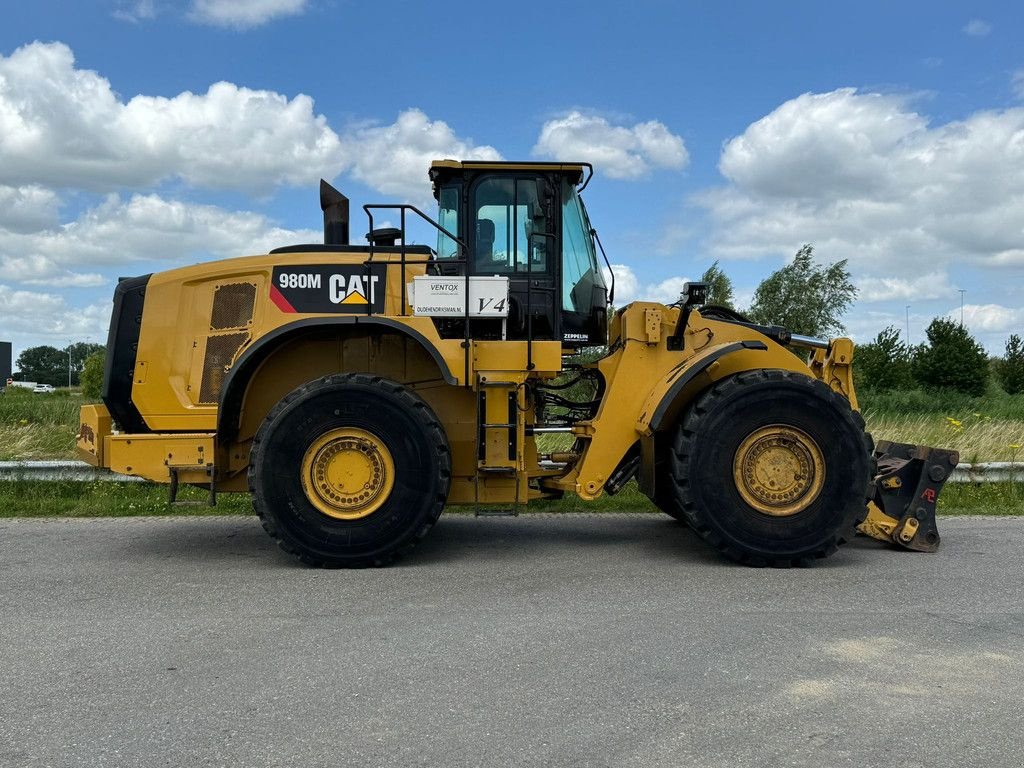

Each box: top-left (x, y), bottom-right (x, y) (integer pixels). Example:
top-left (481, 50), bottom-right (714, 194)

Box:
top-left (199, 332), bottom-right (249, 404)
top-left (210, 282), bottom-right (256, 330)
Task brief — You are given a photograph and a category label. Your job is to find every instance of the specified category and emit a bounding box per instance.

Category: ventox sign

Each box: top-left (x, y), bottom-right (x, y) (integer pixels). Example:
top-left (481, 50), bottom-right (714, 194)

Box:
top-left (270, 265), bottom-right (387, 314)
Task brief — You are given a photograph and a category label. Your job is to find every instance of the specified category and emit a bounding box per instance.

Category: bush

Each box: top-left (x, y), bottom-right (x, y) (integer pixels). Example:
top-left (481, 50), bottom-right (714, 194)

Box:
top-left (997, 334), bottom-right (1024, 395)
top-left (80, 351), bottom-right (106, 400)
top-left (854, 326), bottom-right (914, 392)
top-left (912, 318), bottom-right (990, 396)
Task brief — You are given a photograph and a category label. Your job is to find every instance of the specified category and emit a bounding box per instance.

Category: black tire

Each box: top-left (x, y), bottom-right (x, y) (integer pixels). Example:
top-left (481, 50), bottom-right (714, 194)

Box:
top-left (652, 448), bottom-right (687, 523)
top-left (249, 373), bottom-right (451, 567)
top-left (668, 369), bottom-right (872, 567)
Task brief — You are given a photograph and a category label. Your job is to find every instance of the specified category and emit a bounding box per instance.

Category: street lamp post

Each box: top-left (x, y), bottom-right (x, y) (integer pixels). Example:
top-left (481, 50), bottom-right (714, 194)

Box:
top-left (959, 289), bottom-right (966, 327)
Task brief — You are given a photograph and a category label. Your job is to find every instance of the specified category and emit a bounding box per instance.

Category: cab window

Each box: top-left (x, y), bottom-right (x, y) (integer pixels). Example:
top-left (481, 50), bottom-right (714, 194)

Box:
top-left (561, 181), bottom-right (603, 311)
top-left (472, 177), bottom-right (549, 273)
top-left (436, 184), bottom-right (460, 259)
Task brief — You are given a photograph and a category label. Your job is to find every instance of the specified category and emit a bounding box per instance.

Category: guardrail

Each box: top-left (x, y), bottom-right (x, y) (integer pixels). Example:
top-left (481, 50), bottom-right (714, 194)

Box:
top-left (1, 460), bottom-right (1023, 484)
top-left (952, 462), bottom-right (1024, 484)
top-left (0, 461), bottom-right (144, 482)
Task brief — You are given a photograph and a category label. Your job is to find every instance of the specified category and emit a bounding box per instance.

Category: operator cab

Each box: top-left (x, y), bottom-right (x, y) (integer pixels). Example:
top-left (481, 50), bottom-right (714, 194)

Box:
top-left (429, 160), bottom-right (610, 347)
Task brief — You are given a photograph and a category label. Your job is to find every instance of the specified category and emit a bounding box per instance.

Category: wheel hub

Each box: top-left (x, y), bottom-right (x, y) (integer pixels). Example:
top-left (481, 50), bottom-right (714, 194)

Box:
top-left (300, 427), bottom-right (395, 520)
top-left (733, 425), bottom-right (825, 517)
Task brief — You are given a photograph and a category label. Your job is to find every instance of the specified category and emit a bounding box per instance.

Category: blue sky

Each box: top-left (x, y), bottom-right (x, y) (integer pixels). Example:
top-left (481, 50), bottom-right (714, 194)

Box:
top-left (1, 1), bottom-right (1023, 359)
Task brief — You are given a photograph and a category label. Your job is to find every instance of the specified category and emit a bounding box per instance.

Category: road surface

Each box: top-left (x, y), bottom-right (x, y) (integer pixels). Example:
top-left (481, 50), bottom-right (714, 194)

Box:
top-left (1, 514), bottom-right (1021, 767)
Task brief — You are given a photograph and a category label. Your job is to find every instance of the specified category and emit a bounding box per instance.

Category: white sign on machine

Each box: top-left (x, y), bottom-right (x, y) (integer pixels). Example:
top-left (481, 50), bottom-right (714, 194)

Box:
top-left (408, 276), bottom-right (509, 318)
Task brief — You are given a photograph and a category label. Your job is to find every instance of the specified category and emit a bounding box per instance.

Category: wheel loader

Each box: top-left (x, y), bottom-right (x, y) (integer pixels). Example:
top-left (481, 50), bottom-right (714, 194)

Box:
top-left (77, 160), bottom-right (957, 567)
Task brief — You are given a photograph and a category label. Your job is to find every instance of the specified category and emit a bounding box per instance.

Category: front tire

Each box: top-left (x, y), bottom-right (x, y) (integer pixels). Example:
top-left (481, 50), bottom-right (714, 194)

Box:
top-left (249, 373), bottom-right (451, 567)
top-left (668, 369), bottom-right (871, 567)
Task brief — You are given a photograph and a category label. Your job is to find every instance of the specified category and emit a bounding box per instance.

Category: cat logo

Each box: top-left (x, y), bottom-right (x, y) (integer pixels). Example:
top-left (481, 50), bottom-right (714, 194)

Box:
top-left (270, 264), bottom-right (387, 314)
top-left (329, 273), bottom-right (379, 306)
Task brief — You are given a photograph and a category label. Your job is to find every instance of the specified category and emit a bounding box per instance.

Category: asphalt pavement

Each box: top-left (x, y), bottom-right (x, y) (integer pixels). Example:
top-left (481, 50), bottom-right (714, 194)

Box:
top-left (1, 514), bottom-right (1022, 768)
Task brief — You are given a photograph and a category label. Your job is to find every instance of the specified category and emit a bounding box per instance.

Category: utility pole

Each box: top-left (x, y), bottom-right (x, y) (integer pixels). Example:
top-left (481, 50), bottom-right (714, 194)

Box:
top-left (905, 305), bottom-right (911, 346)
top-left (959, 289), bottom-right (966, 327)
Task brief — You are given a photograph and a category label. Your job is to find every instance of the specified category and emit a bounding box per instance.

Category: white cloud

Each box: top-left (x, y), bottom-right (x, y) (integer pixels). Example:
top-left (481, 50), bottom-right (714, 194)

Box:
top-left (0, 286), bottom-right (112, 349)
top-left (643, 275), bottom-right (694, 304)
top-left (948, 303), bottom-right (1024, 333)
top-left (604, 264), bottom-right (640, 304)
top-left (533, 111), bottom-right (688, 179)
top-left (113, 0), bottom-right (158, 23)
top-left (190, 0), bottom-right (307, 28)
top-left (0, 41), bottom-right (345, 193)
top-left (343, 109), bottom-right (501, 202)
top-left (1012, 70), bottom-right (1024, 100)
top-left (0, 42), bottom-right (503, 204)
top-left (603, 263), bottom-right (690, 305)
top-left (1, 254), bottom-right (105, 288)
top-left (698, 89), bottom-right (1024, 281)
top-left (0, 186), bottom-right (61, 233)
top-left (0, 193), bottom-right (320, 287)
top-left (963, 19), bottom-right (992, 37)
top-left (858, 271), bottom-right (955, 303)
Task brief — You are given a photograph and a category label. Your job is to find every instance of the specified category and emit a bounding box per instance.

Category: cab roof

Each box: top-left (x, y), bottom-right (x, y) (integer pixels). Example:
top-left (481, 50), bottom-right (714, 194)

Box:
top-left (429, 159), bottom-right (588, 186)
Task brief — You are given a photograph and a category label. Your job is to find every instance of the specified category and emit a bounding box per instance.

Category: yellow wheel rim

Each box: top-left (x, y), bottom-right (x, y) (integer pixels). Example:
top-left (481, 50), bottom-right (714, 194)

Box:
top-left (733, 424), bottom-right (825, 517)
top-left (300, 428), bottom-right (395, 520)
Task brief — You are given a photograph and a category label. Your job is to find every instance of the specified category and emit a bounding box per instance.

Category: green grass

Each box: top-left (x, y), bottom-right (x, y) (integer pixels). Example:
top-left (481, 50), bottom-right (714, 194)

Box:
top-left (863, 411), bottom-right (1024, 465)
top-left (0, 387), bottom-right (85, 460)
top-left (0, 477), bottom-right (1019, 518)
top-left (858, 387), bottom-right (1024, 465)
top-left (938, 482), bottom-right (1024, 515)
top-left (0, 480), bottom-right (252, 518)
top-left (859, 386), bottom-right (1024, 421)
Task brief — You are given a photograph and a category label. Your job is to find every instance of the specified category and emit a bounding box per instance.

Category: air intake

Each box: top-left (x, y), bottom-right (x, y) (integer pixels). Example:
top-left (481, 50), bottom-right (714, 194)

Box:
top-left (210, 282), bottom-right (256, 330)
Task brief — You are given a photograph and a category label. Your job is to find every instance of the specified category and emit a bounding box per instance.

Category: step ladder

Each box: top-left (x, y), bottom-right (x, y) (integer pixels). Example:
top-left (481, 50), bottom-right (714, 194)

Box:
top-left (474, 378), bottom-right (521, 513)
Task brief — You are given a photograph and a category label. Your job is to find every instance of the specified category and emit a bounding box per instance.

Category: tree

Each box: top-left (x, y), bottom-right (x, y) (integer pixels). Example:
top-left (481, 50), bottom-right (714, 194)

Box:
top-left (80, 351), bottom-right (106, 400)
top-left (997, 334), bottom-right (1024, 395)
top-left (700, 260), bottom-right (735, 309)
top-left (912, 317), bottom-right (990, 396)
top-left (13, 342), bottom-right (104, 387)
top-left (854, 326), bottom-right (914, 392)
top-left (746, 244), bottom-right (857, 337)
top-left (15, 345), bottom-right (66, 387)
top-left (65, 342), bottom-right (105, 383)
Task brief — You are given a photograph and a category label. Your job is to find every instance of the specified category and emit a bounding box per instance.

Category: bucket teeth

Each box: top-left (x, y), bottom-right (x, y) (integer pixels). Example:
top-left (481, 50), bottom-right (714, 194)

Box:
top-left (858, 440), bottom-right (960, 552)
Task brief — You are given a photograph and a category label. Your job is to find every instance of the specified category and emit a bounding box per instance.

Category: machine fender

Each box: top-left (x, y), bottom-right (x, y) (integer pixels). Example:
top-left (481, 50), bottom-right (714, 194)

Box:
top-left (634, 340), bottom-right (768, 497)
top-left (640, 340), bottom-right (769, 435)
top-left (217, 316), bottom-right (457, 441)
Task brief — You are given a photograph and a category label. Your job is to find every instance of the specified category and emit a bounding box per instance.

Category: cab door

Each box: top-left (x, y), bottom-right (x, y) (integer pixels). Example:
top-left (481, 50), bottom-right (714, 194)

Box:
top-left (468, 174), bottom-right (559, 341)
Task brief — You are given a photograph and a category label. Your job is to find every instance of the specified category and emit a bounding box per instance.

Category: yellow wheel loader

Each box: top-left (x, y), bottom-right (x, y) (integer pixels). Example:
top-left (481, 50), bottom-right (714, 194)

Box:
top-left (78, 160), bottom-right (957, 567)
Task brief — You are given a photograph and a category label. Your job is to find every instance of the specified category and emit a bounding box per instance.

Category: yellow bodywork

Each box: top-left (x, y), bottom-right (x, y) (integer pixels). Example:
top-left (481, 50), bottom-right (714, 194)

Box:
top-left (78, 249), bottom-right (859, 506)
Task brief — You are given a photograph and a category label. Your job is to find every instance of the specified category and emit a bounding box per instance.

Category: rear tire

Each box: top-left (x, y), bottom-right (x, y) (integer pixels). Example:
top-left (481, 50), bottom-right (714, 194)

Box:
top-left (668, 369), bottom-right (871, 567)
top-left (249, 373), bottom-right (451, 567)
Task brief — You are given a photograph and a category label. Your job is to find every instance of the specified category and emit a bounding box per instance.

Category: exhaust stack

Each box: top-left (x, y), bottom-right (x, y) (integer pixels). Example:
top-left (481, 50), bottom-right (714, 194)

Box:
top-left (320, 179), bottom-right (349, 246)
